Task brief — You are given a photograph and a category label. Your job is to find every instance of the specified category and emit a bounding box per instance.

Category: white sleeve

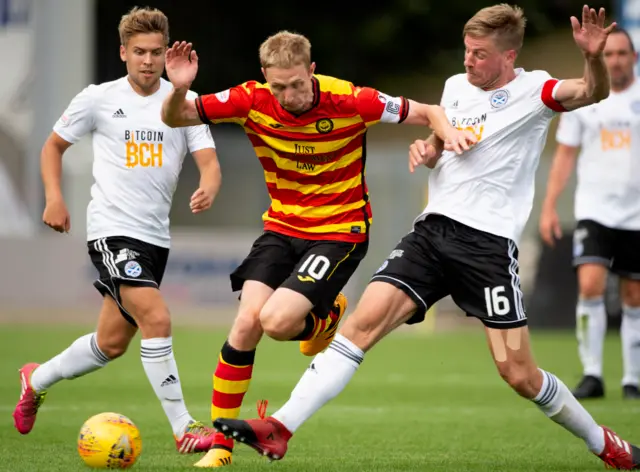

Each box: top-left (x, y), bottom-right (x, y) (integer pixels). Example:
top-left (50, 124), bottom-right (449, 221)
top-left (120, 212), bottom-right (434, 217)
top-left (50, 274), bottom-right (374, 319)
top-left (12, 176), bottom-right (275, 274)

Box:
top-left (184, 90), bottom-right (216, 152)
top-left (53, 85), bottom-right (97, 143)
top-left (186, 124), bottom-right (216, 153)
top-left (555, 111), bottom-right (582, 147)
top-left (439, 78), bottom-right (452, 107)
top-left (526, 70), bottom-right (566, 115)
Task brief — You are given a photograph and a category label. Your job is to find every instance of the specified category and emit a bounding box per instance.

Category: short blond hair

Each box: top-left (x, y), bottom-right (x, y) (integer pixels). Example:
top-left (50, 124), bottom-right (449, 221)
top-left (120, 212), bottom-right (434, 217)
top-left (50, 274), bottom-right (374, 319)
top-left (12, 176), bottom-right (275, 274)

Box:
top-left (259, 31), bottom-right (311, 69)
top-left (463, 4), bottom-right (526, 51)
top-left (118, 6), bottom-right (169, 46)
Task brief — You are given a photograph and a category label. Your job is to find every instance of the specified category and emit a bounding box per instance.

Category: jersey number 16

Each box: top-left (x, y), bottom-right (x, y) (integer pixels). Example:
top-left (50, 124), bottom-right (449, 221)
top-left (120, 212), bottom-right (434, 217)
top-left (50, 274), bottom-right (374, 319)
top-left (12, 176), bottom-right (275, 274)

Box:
top-left (484, 285), bottom-right (511, 317)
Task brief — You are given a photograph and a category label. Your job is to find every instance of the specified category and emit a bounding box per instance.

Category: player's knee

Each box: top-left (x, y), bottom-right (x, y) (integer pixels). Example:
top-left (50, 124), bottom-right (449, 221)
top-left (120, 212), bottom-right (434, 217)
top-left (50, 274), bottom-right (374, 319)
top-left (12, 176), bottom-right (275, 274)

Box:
top-left (130, 305), bottom-right (170, 337)
top-left (138, 311), bottom-right (171, 337)
top-left (229, 308), bottom-right (263, 349)
top-left (578, 273), bottom-right (606, 299)
top-left (621, 284), bottom-right (640, 308)
top-left (259, 305), bottom-right (298, 341)
top-left (496, 362), bottom-right (538, 397)
top-left (120, 287), bottom-right (171, 337)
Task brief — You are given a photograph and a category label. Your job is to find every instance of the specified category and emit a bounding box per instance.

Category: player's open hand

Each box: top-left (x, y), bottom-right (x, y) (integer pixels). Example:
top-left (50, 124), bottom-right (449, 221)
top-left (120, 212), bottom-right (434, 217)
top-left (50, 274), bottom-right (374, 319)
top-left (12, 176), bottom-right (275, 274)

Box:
top-left (539, 205), bottom-right (562, 247)
top-left (165, 41), bottom-right (199, 90)
top-left (571, 6), bottom-right (616, 58)
top-left (442, 128), bottom-right (477, 155)
top-left (43, 198), bottom-right (70, 233)
top-left (190, 187), bottom-right (214, 214)
top-left (409, 139), bottom-right (440, 172)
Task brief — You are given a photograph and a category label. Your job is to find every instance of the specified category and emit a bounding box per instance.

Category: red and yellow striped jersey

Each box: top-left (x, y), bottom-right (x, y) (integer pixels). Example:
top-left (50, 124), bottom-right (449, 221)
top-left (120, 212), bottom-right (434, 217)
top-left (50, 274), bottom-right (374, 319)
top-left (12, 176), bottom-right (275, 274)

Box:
top-left (196, 74), bottom-right (409, 243)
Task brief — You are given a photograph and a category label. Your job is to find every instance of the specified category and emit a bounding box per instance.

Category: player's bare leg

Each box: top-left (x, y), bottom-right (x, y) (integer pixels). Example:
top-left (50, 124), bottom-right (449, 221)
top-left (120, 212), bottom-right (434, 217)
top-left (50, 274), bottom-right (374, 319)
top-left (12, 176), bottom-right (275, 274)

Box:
top-left (621, 279), bottom-right (640, 399)
top-left (119, 285), bottom-right (215, 453)
top-left (486, 325), bottom-right (640, 469)
top-left (13, 296), bottom-right (133, 434)
top-left (259, 287), bottom-right (348, 356)
top-left (213, 282), bottom-right (415, 461)
top-left (196, 281), bottom-right (272, 468)
top-left (199, 282), bottom-right (346, 467)
top-left (574, 263), bottom-right (608, 399)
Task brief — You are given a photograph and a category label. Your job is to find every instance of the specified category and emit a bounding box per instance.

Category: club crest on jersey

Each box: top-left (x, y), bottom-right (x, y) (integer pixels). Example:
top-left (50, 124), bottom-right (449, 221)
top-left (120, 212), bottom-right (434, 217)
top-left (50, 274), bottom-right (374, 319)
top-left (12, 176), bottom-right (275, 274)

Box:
top-left (631, 100), bottom-right (640, 114)
top-left (490, 89), bottom-right (510, 108)
top-left (215, 89), bottom-right (230, 103)
top-left (124, 261), bottom-right (142, 278)
top-left (375, 260), bottom-right (389, 273)
top-left (316, 118), bottom-right (334, 134)
top-left (573, 228), bottom-right (588, 257)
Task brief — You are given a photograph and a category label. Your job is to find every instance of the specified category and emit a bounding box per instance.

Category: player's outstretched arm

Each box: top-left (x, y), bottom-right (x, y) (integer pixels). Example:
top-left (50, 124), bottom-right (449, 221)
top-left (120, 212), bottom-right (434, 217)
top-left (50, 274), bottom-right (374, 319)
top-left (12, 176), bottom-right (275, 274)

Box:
top-left (161, 41), bottom-right (202, 127)
top-left (41, 132), bottom-right (73, 233)
top-left (405, 101), bottom-right (477, 155)
top-left (554, 6), bottom-right (616, 111)
top-left (190, 148), bottom-right (222, 214)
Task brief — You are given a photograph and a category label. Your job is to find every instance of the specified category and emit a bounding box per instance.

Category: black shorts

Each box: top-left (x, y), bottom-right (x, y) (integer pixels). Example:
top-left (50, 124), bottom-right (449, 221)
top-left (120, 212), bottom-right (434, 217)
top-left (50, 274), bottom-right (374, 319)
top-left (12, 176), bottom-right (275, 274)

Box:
top-left (573, 219), bottom-right (640, 279)
top-left (231, 231), bottom-right (368, 318)
top-left (370, 215), bottom-right (527, 329)
top-left (87, 236), bottom-right (169, 326)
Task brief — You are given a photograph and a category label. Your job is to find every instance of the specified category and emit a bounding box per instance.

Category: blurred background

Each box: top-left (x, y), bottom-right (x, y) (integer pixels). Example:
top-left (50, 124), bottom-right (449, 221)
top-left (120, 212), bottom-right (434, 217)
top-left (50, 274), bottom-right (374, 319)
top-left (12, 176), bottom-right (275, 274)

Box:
top-left (0, 0), bottom-right (634, 331)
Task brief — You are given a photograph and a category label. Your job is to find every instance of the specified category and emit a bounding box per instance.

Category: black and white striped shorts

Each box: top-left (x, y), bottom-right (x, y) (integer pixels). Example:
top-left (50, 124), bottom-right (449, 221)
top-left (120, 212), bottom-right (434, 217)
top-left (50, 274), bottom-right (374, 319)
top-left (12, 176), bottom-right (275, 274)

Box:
top-left (87, 236), bottom-right (169, 326)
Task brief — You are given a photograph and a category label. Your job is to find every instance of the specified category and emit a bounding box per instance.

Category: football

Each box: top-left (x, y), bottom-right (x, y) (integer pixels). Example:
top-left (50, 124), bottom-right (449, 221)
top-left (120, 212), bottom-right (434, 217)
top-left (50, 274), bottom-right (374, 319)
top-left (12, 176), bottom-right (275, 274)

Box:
top-left (77, 412), bottom-right (142, 469)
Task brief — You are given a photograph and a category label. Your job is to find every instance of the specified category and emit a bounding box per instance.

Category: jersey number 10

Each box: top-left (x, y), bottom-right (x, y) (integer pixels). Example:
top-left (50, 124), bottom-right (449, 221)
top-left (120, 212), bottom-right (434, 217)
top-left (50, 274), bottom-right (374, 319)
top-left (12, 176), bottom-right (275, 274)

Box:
top-left (298, 254), bottom-right (331, 281)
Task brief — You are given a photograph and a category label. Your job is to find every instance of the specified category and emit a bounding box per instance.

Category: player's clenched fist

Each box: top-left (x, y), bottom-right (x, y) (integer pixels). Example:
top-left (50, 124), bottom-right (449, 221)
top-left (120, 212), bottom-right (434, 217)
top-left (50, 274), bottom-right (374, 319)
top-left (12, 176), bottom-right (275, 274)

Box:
top-left (42, 198), bottom-right (70, 233)
top-left (189, 187), bottom-right (215, 214)
top-left (409, 139), bottom-right (440, 172)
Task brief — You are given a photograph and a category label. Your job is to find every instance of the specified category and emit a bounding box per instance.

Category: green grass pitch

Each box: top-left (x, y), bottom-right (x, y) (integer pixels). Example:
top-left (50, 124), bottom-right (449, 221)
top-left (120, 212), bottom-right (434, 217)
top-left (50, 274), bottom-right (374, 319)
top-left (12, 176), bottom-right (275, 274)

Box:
top-left (0, 325), bottom-right (637, 471)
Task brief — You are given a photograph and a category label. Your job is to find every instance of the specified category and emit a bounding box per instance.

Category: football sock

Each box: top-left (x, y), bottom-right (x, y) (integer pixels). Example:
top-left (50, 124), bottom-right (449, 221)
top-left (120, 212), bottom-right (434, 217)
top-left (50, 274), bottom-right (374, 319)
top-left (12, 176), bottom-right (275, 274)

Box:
top-left (31, 333), bottom-right (110, 393)
top-left (576, 297), bottom-right (606, 378)
top-left (621, 305), bottom-right (640, 387)
top-left (533, 369), bottom-right (605, 454)
top-left (211, 340), bottom-right (255, 450)
top-left (273, 334), bottom-right (363, 433)
top-left (140, 337), bottom-right (192, 437)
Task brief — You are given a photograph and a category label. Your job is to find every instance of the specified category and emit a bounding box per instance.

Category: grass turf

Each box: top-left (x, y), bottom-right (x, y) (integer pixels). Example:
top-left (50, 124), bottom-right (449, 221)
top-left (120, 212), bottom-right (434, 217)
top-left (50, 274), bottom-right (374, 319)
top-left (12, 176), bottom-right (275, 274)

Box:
top-left (0, 325), bottom-right (637, 471)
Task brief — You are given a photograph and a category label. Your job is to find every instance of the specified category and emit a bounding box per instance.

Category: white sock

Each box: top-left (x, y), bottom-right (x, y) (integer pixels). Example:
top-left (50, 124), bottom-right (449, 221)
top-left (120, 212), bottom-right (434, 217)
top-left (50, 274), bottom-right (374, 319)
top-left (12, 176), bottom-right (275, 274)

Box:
top-left (576, 297), bottom-right (607, 378)
top-left (533, 369), bottom-right (605, 454)
top-left (621, 305), bottom-right (640, 387)
top-left (272, 334), bottom-right (364, 433)
top-left (140, 337), bottom-right (193, 437)
top-left (31, 333), bottom-right (110, 393)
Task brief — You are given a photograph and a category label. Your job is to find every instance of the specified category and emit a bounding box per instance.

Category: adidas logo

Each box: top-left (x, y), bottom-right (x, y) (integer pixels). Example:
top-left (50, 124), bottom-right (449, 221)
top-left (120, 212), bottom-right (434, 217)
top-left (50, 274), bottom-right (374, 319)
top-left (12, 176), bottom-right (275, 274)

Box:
top-left (160, 374), bottom-right (179, 387)
top-left (112, 108), bottom-right (127, 118)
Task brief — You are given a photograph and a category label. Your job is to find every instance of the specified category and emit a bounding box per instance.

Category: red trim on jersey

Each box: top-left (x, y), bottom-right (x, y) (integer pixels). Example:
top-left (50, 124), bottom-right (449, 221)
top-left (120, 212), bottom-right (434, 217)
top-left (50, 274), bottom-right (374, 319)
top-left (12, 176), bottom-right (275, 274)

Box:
top-left (541, 79), bottom-right (566, 112)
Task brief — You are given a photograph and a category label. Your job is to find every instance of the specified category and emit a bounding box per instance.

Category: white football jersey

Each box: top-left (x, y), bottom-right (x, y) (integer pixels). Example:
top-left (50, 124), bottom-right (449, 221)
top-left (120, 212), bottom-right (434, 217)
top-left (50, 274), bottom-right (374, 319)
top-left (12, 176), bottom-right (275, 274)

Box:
top-left (556, 79), bottom-right (640, 230)
top-left (417, 68), bottom-right (564, 245)
top-left (53, 77), bottom-right (215, 248)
